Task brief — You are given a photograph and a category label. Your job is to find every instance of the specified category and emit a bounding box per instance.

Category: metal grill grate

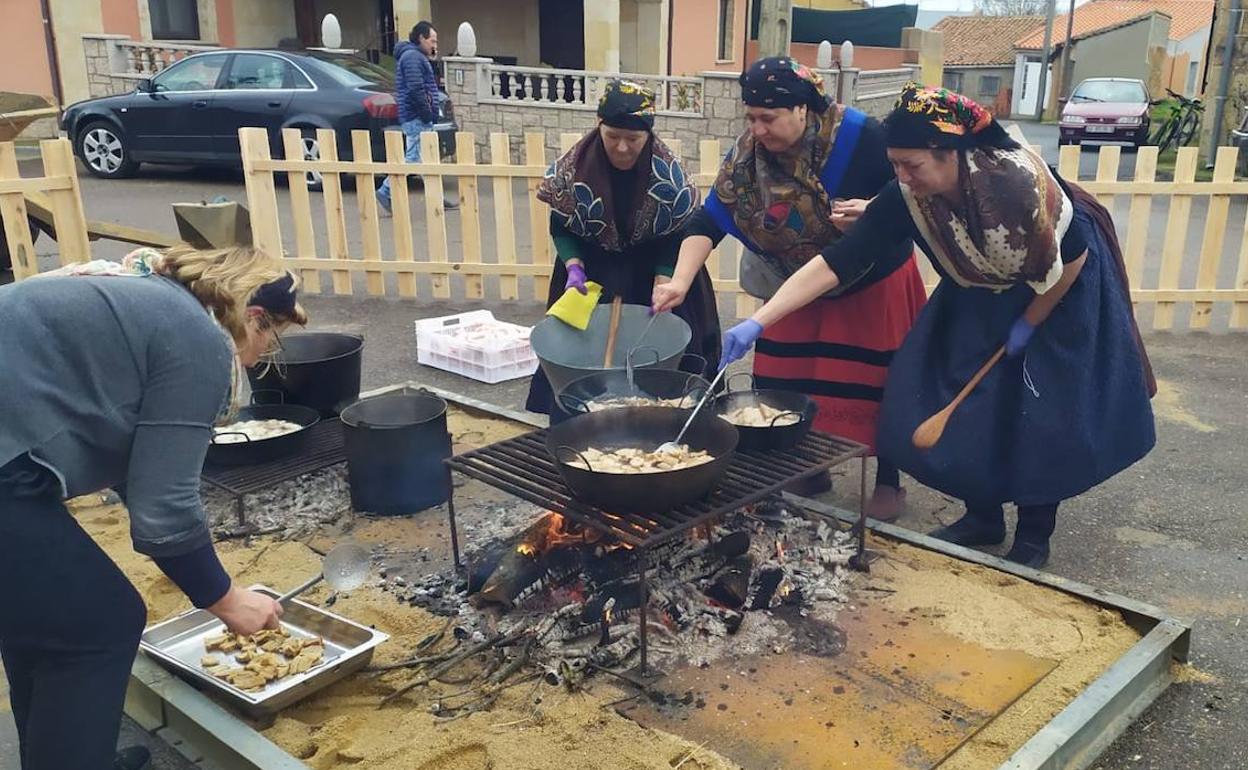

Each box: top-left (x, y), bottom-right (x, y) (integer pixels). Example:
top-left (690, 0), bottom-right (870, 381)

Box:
top-left (447, 429), bottom-right (867, 549)
top-left (201, 419), bottom-right (346, 497)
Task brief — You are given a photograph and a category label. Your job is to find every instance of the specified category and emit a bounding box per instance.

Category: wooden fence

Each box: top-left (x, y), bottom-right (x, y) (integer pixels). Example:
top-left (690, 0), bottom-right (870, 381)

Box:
top-left (0, 139), bottom-right (90, 280)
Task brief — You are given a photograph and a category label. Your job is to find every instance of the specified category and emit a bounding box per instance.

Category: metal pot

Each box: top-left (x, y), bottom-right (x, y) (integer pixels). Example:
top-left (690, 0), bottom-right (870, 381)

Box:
top-left (530, 304), bottom-right (691, 396)
top-left (546, 406), bottom-right (738, 512)
top-left (555, 355), bottom-right (710, 415)
top-left (206, 404), bottom-right (321, 467)
top-left (713, 374), bottom-right (817, 452)
top-left (247, 332), bottom-right (364, 417)
top-left (340, 389), bottom-right (452, 515)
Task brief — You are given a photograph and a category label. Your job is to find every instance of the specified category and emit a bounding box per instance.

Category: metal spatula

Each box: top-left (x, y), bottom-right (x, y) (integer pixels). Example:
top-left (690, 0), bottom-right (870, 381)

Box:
top-left (277, 542), bottom-right (371, 604)
top-left (658, 365), bottom-right (728, 452)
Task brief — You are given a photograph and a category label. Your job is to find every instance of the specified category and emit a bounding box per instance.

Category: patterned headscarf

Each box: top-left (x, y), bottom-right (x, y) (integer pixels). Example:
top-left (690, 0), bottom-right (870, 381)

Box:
top-left (739, 57), bottom-right (831, 113)
top-left (886, 84), bottom-right (1072, 293)
top-left (597, 79), bottom-right (656, 131)
top-left (884, 82), bottom-right (1014, 149)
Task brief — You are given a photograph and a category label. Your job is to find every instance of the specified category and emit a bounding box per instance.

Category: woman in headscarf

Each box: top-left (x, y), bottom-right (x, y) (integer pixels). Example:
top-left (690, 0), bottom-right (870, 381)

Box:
top-left (525, 79), bottom-right (720, 420)
top-left (653, 57), bottom-right (925, 516)
top-left (717, 83), bottom-right (1156, 567)
top-left (0, 245), bottom-right (305, 770)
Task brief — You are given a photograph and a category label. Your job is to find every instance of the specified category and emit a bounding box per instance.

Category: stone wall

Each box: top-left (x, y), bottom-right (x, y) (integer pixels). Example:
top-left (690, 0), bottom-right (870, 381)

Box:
top-left (444, 57), bottom-right (917, 164)
top-left (82, 35), bottom-right (138, 98)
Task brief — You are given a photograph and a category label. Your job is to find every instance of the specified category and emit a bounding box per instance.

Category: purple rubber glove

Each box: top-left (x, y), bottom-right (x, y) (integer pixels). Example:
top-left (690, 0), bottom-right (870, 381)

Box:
top-left (720, 319), bottom-right (764, 370)
top-left (565, 263), bottom-right (588, 295)
top-left (1005, 317), bottom-right (1036, 358)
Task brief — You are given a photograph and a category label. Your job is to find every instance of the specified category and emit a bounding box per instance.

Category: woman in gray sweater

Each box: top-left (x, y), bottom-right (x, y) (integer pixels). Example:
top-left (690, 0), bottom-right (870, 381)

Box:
top-left (0, 245), bottom-right (307, 770)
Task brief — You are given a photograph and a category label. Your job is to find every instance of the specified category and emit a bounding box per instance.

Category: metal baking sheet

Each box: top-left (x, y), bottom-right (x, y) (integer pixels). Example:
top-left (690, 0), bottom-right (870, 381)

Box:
top-left (139, 585), bottom-right (388, 716)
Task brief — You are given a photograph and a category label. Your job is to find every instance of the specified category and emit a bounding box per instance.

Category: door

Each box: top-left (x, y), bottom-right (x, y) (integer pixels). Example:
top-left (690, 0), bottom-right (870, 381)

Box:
top-left (1017, 60), bottom-right (1052, 117)
top-left (211, 53), bottom-right (304, 160)
top-left (123, 53), bottom-right (228, 161)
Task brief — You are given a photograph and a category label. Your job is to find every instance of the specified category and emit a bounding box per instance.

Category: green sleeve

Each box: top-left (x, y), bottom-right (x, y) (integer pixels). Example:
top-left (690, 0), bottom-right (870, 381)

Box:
top-left (653, 231), bottom-right (680, 278)
top-left (549, 215), bottom-right (584, 264)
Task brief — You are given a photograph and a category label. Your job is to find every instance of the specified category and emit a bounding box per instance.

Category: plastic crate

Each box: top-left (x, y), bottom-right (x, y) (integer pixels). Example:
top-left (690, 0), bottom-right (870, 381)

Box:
top-left (414, 310), bottom-right (538, 384)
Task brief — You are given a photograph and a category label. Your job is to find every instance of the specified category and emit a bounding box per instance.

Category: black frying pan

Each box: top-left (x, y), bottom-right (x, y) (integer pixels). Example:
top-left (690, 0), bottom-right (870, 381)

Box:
top-left (545, 406), bottom-right (738, 512)
top-left (206, 404), bottom-right (321, 467)
top-left (713, 374), bottom-right (817, 452)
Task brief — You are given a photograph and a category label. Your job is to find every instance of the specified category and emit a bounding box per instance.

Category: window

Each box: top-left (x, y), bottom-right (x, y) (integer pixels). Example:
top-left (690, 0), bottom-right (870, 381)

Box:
top-left (717, 0), bottom-right (735, 61)
top-left (151, 54), bottom-right (226, 92)
top-left (943, 72), bottom-right (964, 92)
top-left (1070, 79), bottom-right (1148, 104)
top-left (979, 75), bottom-right (1002, 98)
top-left (223, 54), bottom-right (307, 90)
top-left (149, 0), bottom-right (200, 40)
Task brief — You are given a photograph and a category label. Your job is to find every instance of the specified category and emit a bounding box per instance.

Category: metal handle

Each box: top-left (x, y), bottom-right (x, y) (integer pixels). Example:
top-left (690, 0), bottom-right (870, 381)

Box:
top-left (679, 353), bottom-right (709, 377)
top-left (250, 389), bottom-right (286, 405)
top-left (670, 366), bottom-right (729, 447)
top-left (554, 445), bottom-right (593, 470)
top-left (210, 431), bottom-right (251, 445)
top-left (769, 410), bottom-right (803, 427)
top-left (558, 394), bottom-right (592, 415)
top-left (277, 573), bottom-right (324, 604)
top-left (725, 372), bottom-right (756, 394)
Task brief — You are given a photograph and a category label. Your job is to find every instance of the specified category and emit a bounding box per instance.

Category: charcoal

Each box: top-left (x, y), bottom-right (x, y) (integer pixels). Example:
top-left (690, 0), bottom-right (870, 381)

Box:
top-left (704, 556), bottom-right (754, 609)
top-left (747, 565), bottom-right (785, 610)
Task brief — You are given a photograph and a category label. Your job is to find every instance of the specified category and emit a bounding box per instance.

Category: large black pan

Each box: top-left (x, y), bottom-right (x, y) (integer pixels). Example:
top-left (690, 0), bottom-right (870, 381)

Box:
top-left (545, 406), bottom-right (738, 512)
top-left (713, 374), bottom-right (817, 452)
top-left (207, 404), bottom-right (321, 467)
top-left (555, 357), bottom-right (710, 416)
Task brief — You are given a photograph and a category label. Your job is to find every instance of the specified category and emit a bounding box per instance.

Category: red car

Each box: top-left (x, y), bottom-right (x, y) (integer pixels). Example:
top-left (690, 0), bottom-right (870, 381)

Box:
top-left (1058, 78), bottom-right (1151, 147)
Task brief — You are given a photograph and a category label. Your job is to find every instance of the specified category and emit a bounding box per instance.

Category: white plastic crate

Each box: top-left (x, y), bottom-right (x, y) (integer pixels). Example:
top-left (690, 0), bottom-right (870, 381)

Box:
top-left (414, 310), bottom-right (538, 384)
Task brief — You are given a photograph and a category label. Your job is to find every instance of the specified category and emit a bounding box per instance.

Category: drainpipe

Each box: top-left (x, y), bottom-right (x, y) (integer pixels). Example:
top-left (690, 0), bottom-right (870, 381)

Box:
top-left (1207, 0), bottom-right (1243, 166)
top-left (666, 0), bottom-right (674, 75)
top-left (39, 0), bottom-right (65, 110)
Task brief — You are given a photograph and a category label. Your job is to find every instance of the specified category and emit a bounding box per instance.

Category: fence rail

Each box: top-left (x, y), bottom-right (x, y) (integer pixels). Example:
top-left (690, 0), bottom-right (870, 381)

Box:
top-left (5, 132), bottom-right (1248, 332)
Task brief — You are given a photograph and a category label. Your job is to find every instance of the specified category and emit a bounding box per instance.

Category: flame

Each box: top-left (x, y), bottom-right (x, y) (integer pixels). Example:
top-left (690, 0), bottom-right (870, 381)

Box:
top-left (517, 542), bottom-right (537, 557)
top-left (776, 539), bottom-right (786, 563)
top-left (605, 607), bottom-right (614, 624)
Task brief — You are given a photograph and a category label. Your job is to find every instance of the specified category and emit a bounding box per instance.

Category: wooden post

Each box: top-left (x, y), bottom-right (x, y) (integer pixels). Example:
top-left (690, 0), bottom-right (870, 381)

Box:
top-left (525, 133), bottom-right (552, 302)
top-left (698, 139), bottom-right (721, 282)
top-left (317, 128), bottom-right (352, 295)
top-left (758, 0), bottom-right (793, 58)
top-left (1232, 198), bottom-right (1248, 329)
top-left (1093, 145), bottom-right (1120, 210)
top-left (1057, 144), bottom-right (1081, 181)
top-left (1123, 146), bottom-right (1158, 298)
top-left (1189, 146), bottom-right (1238, 329)
top-left (281, 128), bottom-right (321, 294)
top-left (0, 143), bottom-right (38, 280)
top-left (490, 133), bottom-right (518, 301)
top-left (39, 139), bottom-right (90, 265)
top-left (560, 133), bottom-right (580, 154)
top-left (352, 130), bottom-right (385, 296)
top-left (1154, 147), bottom-right (1199, 330)
top-left (385, 131), bottom-right (418, 298)
top-left (420, 131), bottom-right (451, 299)
top-left (455, 132), bottom-right (484, 300)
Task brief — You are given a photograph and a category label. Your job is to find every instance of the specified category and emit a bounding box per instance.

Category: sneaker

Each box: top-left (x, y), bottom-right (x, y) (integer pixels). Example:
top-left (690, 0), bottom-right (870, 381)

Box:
top-left (114, 746), bottom-right (151, 770)
top-left (864, 485), bottom-right (906, 522)
top-left (376, 194), bottom-right (392, 218)
top-left (929, 510), bottom-right (1007, 547)
top-left (1004, 540), bottom-right (1050, 569)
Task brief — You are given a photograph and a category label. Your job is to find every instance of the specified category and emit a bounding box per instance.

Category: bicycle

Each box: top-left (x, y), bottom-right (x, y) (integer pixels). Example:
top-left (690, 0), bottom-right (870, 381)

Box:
top-left (1151, 88), bottom-right (1203, 151)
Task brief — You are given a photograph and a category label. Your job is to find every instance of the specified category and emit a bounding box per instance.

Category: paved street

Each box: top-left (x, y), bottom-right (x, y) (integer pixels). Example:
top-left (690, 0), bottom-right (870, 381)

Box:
top-left (3, 147), bottom-right (1246, 769)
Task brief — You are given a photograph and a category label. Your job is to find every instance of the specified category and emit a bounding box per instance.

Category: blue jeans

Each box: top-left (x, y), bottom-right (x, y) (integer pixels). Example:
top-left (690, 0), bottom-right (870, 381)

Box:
top-left (376, 119), bottom-right (433, 210)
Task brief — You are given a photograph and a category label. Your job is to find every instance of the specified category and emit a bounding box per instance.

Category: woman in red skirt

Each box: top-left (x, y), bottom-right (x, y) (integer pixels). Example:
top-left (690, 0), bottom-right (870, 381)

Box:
top-left (654, 57), bottom-right (924, 519)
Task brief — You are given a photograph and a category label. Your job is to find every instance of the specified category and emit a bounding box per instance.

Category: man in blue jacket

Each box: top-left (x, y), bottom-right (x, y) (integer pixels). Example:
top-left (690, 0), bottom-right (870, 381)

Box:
top-left (377, 21), bottom-right (457, 213)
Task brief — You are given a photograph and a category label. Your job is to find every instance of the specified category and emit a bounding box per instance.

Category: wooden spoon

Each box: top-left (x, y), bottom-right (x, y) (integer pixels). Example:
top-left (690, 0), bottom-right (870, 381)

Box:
top-left (602, 296), bottom-right (624, 368)
top-left (911, 346), bottom-right (1005, 450)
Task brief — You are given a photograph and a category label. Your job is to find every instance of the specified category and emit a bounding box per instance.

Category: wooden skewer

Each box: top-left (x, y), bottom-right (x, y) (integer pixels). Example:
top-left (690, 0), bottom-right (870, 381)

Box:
top-left (911, 345), bottom-right (1006, 450)
top-left (602, 296), bottom-right (624, 368)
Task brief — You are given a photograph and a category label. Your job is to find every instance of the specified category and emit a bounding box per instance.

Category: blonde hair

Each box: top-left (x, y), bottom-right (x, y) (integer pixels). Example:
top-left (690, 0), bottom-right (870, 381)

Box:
top-left (156, 245), bottom-right (308, 345)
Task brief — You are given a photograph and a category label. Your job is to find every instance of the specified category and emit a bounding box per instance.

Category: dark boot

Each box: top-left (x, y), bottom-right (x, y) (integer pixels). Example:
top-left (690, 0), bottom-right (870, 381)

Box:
top-left (114, 746), bottom-right (151, 770)
top-left (1005, 503), bottom-right (1058, 569)
top-left (929, 503), bottom-right (1007, 546)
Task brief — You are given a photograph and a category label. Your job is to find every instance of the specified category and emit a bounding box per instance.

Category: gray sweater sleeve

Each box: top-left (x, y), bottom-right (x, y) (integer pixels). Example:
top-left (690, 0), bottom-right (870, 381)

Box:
top-left (124, 325), bottom-right (232, 557)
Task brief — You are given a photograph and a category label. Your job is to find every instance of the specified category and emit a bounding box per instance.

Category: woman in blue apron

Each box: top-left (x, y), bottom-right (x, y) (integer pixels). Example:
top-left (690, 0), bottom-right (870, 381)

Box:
top-left (525, 79), bottom-right (720, 421)
top-left (718, 84), bottom-right (1156, 567)
top-left (654, 57), bottom-right (925, 518)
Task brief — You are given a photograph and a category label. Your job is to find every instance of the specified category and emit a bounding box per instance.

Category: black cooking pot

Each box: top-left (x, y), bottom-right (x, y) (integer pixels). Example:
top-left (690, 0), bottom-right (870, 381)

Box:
top-left (340, 389), bottom-right (452, 515)
top-left (555, 357), bottom-right (710, 416)
top-left (546, 406), bottom-right (737, 512)
top-left (247, 332), bottom-right (364, 417)
top-left (713, 374), bottom-right (817, 452)
top-left (206, 404), bottom-right (321, 467)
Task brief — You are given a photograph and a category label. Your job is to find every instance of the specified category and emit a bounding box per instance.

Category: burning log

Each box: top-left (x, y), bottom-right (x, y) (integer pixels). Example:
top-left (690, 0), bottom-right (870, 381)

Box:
top-left (747, 565), bottom-right (785, 610)
top-left (703, 556), bottom-right (754, 609)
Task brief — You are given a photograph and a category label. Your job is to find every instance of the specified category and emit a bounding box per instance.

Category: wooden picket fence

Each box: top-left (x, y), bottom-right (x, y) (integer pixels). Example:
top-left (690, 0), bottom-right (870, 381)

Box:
top-left (4, 131), bottom-right (1248, 332)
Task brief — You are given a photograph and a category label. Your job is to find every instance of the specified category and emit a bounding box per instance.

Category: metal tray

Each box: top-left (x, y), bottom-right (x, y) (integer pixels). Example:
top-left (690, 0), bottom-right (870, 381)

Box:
top-left (139, 585), bottom-right (388, 717)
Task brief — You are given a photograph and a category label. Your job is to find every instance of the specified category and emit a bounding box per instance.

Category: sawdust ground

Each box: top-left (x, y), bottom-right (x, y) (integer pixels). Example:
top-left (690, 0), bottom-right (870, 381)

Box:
top-left (868, 537), bottom-right (1145, 769)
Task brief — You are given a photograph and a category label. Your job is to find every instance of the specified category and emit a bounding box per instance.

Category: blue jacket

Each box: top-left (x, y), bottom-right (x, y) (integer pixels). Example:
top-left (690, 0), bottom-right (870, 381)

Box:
top-left (394, 40), bottom-right (438, 124)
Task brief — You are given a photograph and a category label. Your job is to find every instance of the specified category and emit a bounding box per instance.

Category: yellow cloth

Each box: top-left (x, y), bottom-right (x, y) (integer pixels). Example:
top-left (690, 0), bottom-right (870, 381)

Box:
top-left (546, 281), bottom-right (603, 330)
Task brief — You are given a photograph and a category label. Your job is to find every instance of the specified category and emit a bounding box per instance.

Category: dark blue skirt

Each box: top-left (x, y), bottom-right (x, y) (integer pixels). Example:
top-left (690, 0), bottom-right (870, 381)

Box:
top-left (877, 205), bottom-right (1155, 506)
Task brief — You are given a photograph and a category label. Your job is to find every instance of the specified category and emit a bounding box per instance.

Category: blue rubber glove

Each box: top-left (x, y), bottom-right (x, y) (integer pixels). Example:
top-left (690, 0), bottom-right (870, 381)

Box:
top-left (1005, 317), bottom-right (1036, 358)
top-left (565, 263), bottom-right (588, 295)
top-left (720, 319), bottom-right (764, 370)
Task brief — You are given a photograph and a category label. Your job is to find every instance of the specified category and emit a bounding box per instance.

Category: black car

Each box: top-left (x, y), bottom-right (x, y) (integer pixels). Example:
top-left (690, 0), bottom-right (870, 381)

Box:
top-left (61, 48), bottom-right (456, 189)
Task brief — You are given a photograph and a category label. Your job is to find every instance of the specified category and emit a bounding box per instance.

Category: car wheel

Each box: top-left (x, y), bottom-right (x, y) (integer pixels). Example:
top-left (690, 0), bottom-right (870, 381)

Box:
top-left (299, 131), bottom-right (324, 192)
top-left (76, 122), bottom-right (138, 179)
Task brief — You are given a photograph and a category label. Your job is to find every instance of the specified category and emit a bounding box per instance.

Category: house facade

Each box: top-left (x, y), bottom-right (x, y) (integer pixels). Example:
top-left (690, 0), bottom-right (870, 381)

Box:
top-left (934, 15), bottom-right (1044, 117)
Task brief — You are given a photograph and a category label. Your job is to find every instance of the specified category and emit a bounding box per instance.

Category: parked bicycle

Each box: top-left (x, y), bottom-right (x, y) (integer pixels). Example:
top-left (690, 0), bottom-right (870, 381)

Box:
top-left (1151, 89), bottom-right (1203, 152)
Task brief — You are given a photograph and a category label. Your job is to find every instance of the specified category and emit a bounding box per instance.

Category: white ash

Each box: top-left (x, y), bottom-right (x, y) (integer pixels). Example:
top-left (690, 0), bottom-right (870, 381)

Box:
top-left (203, 464), bottom-right (351, 538)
